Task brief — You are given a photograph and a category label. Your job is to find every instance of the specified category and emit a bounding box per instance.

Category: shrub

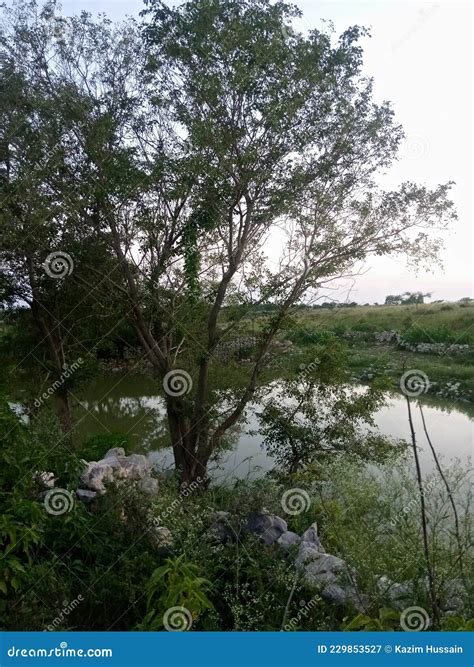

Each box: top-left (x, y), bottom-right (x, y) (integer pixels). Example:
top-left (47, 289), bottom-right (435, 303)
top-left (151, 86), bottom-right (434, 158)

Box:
top-left (79, 432), bottom-right (131, 461)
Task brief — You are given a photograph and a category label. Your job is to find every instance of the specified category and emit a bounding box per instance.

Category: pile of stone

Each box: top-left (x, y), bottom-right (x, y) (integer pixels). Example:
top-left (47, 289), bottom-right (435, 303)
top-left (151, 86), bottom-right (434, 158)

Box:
top-left (206, 510), bottom-right (465, 616)
top-left (398, 340), bottom-right (469, 355)
top-left (344, 328), bottom-right (470, 356)
top-left (214, 336), bottom-right (257, 361)
top-left (367, 329), bottom-right (469, 355)
top-left (374, 330), bottom-right (401, 344)
top-left (77, 447), bottom-right (159, 502)
top-left (214, 336), bottom-right (294, 364)
top-left (207, 511), bottom-right (366, 611)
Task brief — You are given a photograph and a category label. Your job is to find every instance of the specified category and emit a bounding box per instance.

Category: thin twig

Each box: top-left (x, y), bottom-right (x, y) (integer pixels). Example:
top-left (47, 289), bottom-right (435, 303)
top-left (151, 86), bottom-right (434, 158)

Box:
top-left (405, 396), bottom-right (440, 628)
top-left (281, 573), bottom-right (299, 630)
top-left (418, 403), bottom-right (466, 586)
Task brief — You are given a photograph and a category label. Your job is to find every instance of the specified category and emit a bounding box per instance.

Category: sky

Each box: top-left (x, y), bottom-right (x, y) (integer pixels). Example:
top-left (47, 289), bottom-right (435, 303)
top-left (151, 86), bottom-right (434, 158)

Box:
top-left (55, 0), bottom-right (472, 304)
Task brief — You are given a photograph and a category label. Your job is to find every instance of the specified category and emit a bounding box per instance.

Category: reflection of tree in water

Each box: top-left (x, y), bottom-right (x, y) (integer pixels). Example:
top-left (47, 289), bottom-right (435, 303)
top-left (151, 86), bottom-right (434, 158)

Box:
top-left (75, 376), bottom-right (473, 478)
top-left (414, 393), bottom-right (474, 419)
top-left (75, 394), bottom-right (169, 451)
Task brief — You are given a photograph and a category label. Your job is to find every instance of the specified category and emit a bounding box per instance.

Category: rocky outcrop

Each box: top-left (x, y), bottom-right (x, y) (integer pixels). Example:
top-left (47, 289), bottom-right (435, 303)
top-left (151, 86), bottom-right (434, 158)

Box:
top-left (277, 531), bottom-right (301, 550)
top-left (206, 511), bottom-right (469, 617)
top-left (207, 511), bottom-right (366, 612)
top-left (246, 512), bottom-right (288, 545)
top-left (79, 449), bottom-right (155, 496)
top-left (292, 522), bottom-right (365, 611)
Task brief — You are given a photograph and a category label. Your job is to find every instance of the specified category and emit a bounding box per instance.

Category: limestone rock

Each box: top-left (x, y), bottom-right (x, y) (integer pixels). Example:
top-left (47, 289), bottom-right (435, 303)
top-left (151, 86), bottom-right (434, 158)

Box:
top-left (246, 512), bottom-right (288, 545)
top-left (76, 489), bottom-right (97, 503)
top-left (120, 453), bottom-right (151, 480)
top-left (34, 471), bottom-right (55, 489)
top-left (80, 461), bottom-right (114, 494)
top-left (104, 447), bottom-right (126, 459)
top-left (138, 477), bottom-right (159, 495)
top-left (149, 526), bottom-right (173, 555)
top-left (277, 531), bottom-right (301, 550)
top-left (301, 522), bottom-right (325, 552)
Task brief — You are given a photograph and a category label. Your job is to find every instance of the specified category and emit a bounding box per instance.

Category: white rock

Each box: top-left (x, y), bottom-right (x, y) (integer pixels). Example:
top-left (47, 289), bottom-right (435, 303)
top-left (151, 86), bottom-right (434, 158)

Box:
top-left (104, 447), bottom-right (126, 459)
top-left (76, 489), bottom-right (97, 503)
top-left (80, 461), bottom-right (114, 494)
top-left (277, 531), bottom-right (302, 550)
top-left (138, 477), bottom-right (159, 494)
top-left (301, 522), bottom-right (325, 551)
top-left (120, 454), bottom-right (151, 480)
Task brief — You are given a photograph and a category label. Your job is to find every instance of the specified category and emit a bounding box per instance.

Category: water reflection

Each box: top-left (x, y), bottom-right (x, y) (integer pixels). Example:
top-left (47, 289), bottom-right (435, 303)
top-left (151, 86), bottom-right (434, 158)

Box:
top-left (75, 373), bottom-right (473, 481)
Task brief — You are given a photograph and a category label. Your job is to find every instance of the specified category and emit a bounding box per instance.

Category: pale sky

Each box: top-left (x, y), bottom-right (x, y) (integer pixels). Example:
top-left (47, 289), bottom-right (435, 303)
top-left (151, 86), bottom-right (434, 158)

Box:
top-left (56, 0), bottom-right (472, 303)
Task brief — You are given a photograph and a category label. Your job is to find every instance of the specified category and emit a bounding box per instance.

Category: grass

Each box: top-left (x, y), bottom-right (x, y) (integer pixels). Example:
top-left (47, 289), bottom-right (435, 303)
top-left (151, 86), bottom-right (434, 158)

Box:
top-left (295, 301), bottom-right (474, 345)
top-left (275, 302), bottom-right (474, 401)
top-left (220, 302), bottom-right (474, 401)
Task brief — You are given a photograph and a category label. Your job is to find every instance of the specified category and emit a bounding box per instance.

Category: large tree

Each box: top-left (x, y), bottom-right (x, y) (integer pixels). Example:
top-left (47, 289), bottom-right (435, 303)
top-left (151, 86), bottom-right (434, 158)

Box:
top-left (1, 0), bottom-right (456, 483)
top-left (0, 12), bottom-right (123, 437)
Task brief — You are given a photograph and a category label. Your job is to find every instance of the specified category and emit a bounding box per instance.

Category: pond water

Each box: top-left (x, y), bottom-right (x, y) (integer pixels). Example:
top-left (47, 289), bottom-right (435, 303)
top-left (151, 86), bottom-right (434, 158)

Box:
top-left (74, 373), bottom-right (473, 482)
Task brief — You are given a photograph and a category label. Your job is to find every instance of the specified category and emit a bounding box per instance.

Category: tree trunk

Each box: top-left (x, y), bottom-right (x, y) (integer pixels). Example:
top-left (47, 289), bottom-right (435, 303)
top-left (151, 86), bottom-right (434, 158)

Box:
top-left (166, 396), bottom-right (209, 487)
top-left (52, 387), bottom-right (74, 445)
top-left (26, 256), bottom-right (75, 445)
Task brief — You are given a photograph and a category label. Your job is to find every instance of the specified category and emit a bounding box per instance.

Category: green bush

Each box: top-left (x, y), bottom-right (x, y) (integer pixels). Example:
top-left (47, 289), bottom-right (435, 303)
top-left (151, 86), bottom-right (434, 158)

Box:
top-left (403, 324), bottom-right (471, 345)
top-left (286, 327), bottom-right (336, 346)
top-left (78, 432), bottom-right (131, 461)
top-left (0, 397), bottom-right (159, 631)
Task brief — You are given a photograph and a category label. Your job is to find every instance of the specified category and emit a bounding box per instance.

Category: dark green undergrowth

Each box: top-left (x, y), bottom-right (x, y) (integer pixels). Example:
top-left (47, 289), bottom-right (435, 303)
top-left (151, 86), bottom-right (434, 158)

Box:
top-left (1, 397), bottom-right (472, 631)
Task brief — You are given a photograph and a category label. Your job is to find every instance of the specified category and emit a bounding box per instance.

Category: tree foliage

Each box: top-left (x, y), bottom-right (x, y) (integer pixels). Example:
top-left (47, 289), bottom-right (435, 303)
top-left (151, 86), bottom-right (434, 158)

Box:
top-left (0, 0), bottom-right (457, 482)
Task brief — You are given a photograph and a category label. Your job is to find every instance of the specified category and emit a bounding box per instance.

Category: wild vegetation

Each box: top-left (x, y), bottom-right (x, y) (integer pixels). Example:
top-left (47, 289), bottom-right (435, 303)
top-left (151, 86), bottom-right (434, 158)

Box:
top-left (0, 0), bottom-right (471, 633)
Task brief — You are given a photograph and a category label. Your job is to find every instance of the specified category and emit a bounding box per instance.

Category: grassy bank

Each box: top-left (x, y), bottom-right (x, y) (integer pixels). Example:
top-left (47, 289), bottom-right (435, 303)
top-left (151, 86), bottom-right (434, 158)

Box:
top-left (294, 301), bottom-right (474, 343)
top-left (276, 301), bottom-right (474, 402)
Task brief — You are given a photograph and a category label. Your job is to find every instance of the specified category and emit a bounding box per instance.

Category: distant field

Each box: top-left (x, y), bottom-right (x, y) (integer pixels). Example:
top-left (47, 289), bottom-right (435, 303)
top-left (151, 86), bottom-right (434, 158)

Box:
top-left (294, 301), bottom-right (474, 345)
